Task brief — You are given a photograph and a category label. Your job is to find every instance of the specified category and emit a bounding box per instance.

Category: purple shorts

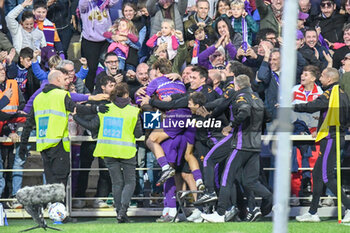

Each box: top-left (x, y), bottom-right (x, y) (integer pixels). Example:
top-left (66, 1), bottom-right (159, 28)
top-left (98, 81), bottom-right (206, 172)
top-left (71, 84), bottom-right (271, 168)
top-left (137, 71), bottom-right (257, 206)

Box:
top-left (161, 127), bottom-right (196, 166)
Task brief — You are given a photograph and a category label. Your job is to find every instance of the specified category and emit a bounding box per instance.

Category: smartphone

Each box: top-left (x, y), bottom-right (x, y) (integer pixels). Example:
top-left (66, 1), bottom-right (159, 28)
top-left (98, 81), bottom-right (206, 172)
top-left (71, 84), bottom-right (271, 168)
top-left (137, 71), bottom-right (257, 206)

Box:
top-left (9, 83), bottom-right (12, 89)
top-left (117, 69), bottom-right (123, 74)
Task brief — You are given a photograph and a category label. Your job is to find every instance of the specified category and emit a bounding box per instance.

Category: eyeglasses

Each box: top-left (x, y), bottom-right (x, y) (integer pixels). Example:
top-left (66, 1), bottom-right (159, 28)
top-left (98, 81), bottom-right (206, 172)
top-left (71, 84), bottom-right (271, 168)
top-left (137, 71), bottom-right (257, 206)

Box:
top-left (320, 2), bottom-right (333, 8)
top-left (105, 60), bottom-right (118, 64)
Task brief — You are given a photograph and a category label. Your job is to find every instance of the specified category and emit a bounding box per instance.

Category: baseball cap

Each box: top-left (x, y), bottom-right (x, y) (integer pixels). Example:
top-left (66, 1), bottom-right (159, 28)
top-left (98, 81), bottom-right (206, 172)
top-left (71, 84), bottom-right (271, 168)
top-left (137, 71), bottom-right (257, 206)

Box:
top-left (298, 12), bottom-right (309, 20)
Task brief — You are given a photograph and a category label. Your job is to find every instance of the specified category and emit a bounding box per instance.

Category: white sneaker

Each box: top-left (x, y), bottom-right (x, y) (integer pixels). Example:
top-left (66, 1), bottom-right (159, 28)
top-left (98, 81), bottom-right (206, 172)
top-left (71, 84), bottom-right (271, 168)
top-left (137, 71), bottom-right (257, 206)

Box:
top-left (296, 212), bottom-right (321, 222)
top-left (93, 199), bottom-right (109, 208)
top-left (187, 208), bottom-right (202, 222)
top-left (343, 209), bottom-right (350, 223)
top-left (201, 211), bottom-right (225, 223)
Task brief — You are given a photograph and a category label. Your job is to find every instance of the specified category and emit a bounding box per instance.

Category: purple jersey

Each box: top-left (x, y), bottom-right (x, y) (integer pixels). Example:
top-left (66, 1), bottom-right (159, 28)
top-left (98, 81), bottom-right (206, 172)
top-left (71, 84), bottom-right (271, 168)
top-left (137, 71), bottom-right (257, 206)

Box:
top-left (146, 75), bottom-right (186, 100)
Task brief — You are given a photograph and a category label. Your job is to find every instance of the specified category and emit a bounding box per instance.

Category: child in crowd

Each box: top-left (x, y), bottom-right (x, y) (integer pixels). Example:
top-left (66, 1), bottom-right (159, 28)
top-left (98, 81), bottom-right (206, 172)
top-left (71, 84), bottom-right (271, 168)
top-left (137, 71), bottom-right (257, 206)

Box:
top-left (188, 27), bottom-right (210, 65)
top-left (146, 19), bottom-right (179, 60)
top-left (32, 0), bottom-right (65, 66)
top-left (5, 0), bottom-right (46, 54)
top-left (103, 18), bottom-right (138, 70)
top-left (9, 47), bottom-right (40, 101)
top-left (229, 0), bottom-right (259, 46)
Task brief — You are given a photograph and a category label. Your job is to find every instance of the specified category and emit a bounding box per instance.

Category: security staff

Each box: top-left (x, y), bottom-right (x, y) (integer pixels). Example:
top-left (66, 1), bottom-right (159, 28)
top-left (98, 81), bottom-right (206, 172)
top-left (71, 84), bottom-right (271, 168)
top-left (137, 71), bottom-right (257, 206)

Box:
top-left (201, 74), bottom-right (272, 223)
top-left (19, 69), bottom-right (108, 186)
top-left (73, 83), bottom-right (142, 223)
top-left (295, 68), bottom-right (350, 223)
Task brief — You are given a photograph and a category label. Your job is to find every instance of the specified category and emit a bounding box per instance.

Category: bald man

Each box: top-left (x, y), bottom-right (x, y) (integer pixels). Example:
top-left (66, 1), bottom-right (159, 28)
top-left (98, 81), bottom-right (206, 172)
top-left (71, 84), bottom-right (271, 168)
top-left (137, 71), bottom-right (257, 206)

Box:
top-left (19, 69), bottom-right (109, 186)
top-left (295, 68), bottom-right (350, 222)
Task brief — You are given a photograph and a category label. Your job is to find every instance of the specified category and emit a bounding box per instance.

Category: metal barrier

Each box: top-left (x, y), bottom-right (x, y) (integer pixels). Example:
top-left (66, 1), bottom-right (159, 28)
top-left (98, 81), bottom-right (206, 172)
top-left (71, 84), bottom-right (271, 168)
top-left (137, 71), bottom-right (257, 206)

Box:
top-left (1, 135), bottom-right (350, 218)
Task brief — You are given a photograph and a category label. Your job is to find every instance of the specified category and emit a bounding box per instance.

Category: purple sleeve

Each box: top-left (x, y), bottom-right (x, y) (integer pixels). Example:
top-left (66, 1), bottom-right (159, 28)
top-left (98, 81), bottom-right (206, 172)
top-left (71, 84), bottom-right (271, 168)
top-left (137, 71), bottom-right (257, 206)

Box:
top-left (226, 42), bottom-right (237, 61)
top-left (135, 78), bottom-right (158, 105)
top-left (198, 46), bottom-right (216, 69)
top-left (71, 93), bottom-right (89, 102)
top-left (23, 80), bottom-right (49, 113)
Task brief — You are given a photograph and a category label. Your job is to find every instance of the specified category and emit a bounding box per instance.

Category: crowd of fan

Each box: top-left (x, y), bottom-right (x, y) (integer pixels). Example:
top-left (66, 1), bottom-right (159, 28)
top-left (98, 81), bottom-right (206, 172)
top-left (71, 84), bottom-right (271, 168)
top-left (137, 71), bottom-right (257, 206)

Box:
top-left (1, 0), bottom-right (350, 222)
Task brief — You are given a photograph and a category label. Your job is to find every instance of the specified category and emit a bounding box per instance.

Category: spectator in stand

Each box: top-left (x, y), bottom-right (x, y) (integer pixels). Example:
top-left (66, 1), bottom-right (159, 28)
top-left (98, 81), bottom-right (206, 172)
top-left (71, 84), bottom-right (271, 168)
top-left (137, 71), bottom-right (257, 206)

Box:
top-left (184, 0), bottom-right (215, 44)
top-left (58, 60), bottom-right (90, 94)
top-left (340, 53), bottom-right (350, 96)
top-left (229, 0), bottom-right (259, 46)
top-left (5, 0), bottom-right (46, 54)
top-left (299, 28), bottom-right (332, 70)
top-left (146, 19), bottom-right (179, 61)
top-left (10, 47), bottom-right (41, 101)
top-left (103, 18), bottom-right (139, 71)
top-left (256, 0), bottom-right (284, 36)
top-left (309, 0), bottom-right (346, 43)
top-left (32, 0), bottom-right (65, 66)
top-left (213, 15), bottom-right (243, 49)
top-left (78, 0), bottom-right (118, 92)
top-left (47, 0), bottom-right (78, 58)
top-left (213, 0), bottom-right (231, 19)
top-left (333, 23), bottom-right (350, 69)
top-left (121, 2), bottom-right (148, 70)
top-left (147, 30), bottom-right (187, 74)
top-left (94, 52), bottom-right (125, 94)
top-left (147, 0), bottom-right (188, 36)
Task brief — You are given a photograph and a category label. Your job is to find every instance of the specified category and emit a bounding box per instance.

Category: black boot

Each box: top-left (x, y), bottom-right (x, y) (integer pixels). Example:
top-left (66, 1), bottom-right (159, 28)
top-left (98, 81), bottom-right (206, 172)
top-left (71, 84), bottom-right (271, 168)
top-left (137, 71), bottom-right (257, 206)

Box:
top-left (117, 205), bottom-right (129, 223)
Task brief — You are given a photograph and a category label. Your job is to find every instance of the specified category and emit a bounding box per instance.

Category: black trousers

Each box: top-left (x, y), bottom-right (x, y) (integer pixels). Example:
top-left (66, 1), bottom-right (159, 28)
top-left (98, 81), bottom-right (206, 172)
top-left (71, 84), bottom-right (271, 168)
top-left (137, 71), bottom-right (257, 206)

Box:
top-left (41, 141), bottom-right (70, 187)
top-left (74, 141), bottom-right (111, 197)
top-left (81, 37), bottom-right (108, 92)
top-left (309, 137), bottom-right (350, 214)
top-left (203, 134), bottom-right (233, 193)
top-left (217, 150), bottom-right (272, 215)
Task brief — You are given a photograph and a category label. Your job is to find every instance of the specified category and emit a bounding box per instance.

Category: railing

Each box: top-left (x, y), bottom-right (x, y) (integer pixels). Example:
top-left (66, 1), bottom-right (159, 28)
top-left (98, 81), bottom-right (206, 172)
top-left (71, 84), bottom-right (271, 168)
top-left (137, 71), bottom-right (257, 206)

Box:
top-left (1, 135), bottom-right (350, 218)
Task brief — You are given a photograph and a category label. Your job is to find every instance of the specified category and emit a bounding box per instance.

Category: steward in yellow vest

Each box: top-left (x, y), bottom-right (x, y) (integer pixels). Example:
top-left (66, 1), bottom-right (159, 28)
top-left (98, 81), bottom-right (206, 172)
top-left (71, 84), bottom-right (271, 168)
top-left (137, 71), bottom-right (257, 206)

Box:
top-left (73, 83), bottom-right (142, 223)
top-left (19, 69), bottom-right (109, 186)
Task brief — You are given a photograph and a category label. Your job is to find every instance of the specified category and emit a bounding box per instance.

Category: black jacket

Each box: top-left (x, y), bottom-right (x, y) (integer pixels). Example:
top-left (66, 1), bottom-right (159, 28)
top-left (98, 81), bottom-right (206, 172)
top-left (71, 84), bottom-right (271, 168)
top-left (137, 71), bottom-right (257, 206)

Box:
top-left (229, 87), bottom-right (267, 152)
top-left (294, 82), bottom-right (350, 138)
top-left (309, 12), bottom-right (346, 43)
top-left (73, 97), bottom-right (143, 138)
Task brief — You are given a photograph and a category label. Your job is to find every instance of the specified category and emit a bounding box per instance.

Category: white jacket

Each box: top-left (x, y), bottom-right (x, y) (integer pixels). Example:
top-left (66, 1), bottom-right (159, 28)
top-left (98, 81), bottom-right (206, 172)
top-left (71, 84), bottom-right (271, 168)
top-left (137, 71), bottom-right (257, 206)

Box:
top-left (6, 5), bottom-right (46, 53)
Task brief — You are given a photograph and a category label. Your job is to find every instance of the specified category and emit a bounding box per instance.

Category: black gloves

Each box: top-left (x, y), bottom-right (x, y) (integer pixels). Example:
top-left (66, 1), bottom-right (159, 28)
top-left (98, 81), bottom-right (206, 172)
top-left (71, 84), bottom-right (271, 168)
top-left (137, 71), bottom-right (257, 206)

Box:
top-left (95, 104), bottom-right (109, 113)
top-left (19, 144), bottom-right (29, 161)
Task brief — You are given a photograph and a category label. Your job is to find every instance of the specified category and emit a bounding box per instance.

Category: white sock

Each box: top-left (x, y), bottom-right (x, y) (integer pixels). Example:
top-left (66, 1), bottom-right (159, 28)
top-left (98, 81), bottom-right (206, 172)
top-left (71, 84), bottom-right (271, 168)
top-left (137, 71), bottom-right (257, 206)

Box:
top-left (162, 207), bottom-right (169, 216)
top-left (168, 208), bottom-right (177, 217)
top-left (162, 164), bottom-right (170, 171)
top-left (196, 179), bottom-right (203, 187)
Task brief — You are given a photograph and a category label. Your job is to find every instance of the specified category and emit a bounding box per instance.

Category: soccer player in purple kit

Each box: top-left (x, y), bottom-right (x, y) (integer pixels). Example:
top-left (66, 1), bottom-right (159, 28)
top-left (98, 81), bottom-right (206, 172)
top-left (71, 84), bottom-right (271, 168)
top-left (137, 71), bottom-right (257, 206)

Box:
top-left (136, 58), bottom-right (205, 190)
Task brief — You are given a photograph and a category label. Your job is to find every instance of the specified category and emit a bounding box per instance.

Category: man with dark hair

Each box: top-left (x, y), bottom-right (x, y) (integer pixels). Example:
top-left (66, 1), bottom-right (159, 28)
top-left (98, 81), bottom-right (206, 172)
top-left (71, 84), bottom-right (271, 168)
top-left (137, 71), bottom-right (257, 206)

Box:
top-left (10, 47), bottom-right (41, 101)
top-left (137, 58), bottom-right (205, 189)
top-left (94, 52), bottom-right (124, 94)
top-left (309, 0), bottom-right (346, 43)
top-left (201, 74), bottom-right (272, 222)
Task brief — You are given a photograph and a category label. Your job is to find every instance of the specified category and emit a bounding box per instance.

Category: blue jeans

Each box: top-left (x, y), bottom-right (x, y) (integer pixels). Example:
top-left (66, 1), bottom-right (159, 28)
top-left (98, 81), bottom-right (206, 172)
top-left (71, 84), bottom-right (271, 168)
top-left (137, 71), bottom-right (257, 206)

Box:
top-left (146, 151), bottom-right (161, 193)
top-left (12, 130), bottom-right (36, 196)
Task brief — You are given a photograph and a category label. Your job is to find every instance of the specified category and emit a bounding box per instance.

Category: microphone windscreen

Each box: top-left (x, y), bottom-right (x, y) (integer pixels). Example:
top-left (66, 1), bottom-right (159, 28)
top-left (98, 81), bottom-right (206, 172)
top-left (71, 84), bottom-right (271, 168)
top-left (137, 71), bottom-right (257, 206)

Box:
top-left (16, 183), bottom-right (65, 206)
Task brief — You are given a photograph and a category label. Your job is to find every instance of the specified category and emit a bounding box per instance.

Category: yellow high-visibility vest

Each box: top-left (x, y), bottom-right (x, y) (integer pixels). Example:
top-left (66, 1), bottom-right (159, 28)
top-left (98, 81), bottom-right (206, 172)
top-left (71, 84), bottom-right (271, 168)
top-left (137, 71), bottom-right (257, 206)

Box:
top-left (33, 88), bottom-right (70, 152)
top-left (94, 103), bottom-right (139, 159)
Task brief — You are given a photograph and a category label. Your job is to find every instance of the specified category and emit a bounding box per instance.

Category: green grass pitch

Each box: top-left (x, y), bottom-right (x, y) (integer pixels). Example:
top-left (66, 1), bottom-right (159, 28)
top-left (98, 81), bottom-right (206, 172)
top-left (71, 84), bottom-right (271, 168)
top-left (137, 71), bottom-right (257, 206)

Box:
top-left (2, 218), bottom-right (350, 233)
